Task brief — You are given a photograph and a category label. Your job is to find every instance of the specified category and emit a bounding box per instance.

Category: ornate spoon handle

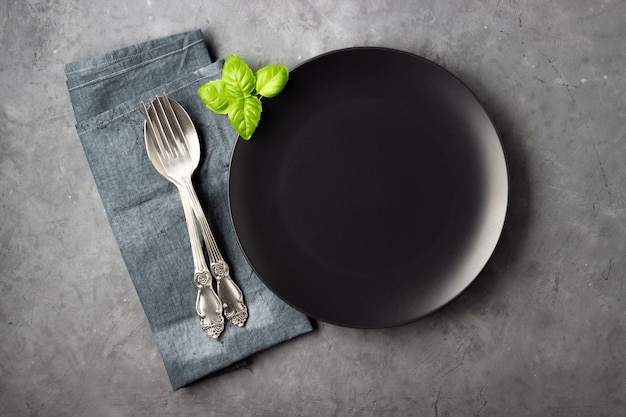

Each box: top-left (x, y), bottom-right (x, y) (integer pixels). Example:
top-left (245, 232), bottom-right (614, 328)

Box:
top-left (180, 178), bottom-right (248, 327)
top-left (178, 186), bottom-right (224, 338)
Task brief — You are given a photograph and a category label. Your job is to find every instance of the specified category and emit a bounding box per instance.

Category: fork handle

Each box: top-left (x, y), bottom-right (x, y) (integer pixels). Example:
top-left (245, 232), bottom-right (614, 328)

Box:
top-left (179, 188), bottom-right (224, 338)
top-left (180, 178), bottom-right (248, 327)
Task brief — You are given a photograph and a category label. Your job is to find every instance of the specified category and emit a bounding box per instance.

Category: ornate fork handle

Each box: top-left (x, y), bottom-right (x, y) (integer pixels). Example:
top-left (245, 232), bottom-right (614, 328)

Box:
top-left (179, 187), bottom-right (225, 338)
top-left (180, 178), bottom-right (248, 327)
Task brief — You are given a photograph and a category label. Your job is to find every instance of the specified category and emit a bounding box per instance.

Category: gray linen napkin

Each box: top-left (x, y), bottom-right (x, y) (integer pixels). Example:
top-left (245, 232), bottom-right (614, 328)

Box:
top-left (65, 30), bottom-right (313, 390)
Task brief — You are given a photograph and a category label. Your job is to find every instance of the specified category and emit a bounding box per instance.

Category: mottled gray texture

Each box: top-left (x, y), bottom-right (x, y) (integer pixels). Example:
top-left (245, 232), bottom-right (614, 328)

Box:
top-left (1, 0), bottom-right (625, 415)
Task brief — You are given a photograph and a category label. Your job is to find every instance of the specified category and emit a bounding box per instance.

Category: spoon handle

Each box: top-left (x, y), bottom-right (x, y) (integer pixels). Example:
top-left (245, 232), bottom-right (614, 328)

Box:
top-left (178, 187), bottom-right (224, 338)
top-left (180, 178), bottom-right (249, 327)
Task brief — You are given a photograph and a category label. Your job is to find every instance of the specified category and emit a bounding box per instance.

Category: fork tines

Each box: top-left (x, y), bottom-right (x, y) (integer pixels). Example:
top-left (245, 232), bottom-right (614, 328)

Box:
top-left (141, 95), bottom-right (189, 160)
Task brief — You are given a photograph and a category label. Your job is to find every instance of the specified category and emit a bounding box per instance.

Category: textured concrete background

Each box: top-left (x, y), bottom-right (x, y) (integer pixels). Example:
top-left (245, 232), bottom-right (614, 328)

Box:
top-left (1, 0), bottom-right (625, 416)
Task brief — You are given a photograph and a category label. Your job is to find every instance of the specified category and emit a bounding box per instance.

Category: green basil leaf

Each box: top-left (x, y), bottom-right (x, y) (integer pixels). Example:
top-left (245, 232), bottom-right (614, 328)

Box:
top-left (222, 54), bottom-right (256, 95)
top-left (198, 54), bottom-right (288, 140)
top-left (198, 80), bottom-right (233, 114)
top-left (228, 95), bottom-right (263, 140)
top-left (255, 64), bottom-right (289, 98)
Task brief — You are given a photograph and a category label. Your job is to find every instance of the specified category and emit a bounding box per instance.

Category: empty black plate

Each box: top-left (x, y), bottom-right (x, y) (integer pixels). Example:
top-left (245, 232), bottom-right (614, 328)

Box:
top-left (228, 48), bottom-right (508, 328)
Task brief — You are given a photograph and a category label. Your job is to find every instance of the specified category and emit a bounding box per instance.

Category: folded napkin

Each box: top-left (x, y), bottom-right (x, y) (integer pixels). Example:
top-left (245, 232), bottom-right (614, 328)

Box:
top-left (65, 30), bottom-right (313, 389)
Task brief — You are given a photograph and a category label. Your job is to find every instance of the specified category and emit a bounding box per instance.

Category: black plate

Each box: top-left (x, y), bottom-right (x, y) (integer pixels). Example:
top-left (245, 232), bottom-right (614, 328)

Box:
top-left (228, 48), bottom-right (508, 328)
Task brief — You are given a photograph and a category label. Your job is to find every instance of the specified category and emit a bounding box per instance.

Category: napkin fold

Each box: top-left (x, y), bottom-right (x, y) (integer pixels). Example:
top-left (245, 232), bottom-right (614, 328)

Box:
top-left (65, 30), bottom-right (312, 390)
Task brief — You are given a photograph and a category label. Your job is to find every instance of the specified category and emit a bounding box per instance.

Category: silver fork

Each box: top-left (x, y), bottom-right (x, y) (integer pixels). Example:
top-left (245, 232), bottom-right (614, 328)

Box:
top-left (142, 95), bottom-right (248, 333)
top-left (142, 96), bottom-right (225, 338)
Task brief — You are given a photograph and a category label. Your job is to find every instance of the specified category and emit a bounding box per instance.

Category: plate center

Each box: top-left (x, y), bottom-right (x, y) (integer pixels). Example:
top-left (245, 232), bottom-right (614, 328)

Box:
top-left (278, 100), bottom-right (454, 275)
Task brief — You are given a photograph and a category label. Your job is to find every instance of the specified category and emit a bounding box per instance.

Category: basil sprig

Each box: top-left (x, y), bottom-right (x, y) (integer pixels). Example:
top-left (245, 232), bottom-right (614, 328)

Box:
top-left (199, 54), bottom-right (289, 140)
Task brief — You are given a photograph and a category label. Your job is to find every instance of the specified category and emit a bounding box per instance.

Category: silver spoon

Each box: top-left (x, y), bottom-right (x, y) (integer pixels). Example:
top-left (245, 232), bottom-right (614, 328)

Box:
top-left (144, 95), bottom-right (248, 329)
top-left (142, 96), bottom-right (225, 338)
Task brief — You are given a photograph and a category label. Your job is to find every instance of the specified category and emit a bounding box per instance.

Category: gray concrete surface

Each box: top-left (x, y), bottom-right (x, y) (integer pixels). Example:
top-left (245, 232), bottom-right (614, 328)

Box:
top-left (1, 0), bottom-right (625, 415)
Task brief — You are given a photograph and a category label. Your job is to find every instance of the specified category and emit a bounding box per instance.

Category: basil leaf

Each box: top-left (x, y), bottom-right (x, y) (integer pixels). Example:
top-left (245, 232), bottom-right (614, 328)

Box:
top-left (198, 54), bottom-right (288, 140)
top-left (228, 95), bottom-right (262, 140)
top-left (222, 54), bottom-right (256, 95)
top-left (198, 80), bottom-right (233, 114)
top-left (255, 64), bottom-right (289, 98)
